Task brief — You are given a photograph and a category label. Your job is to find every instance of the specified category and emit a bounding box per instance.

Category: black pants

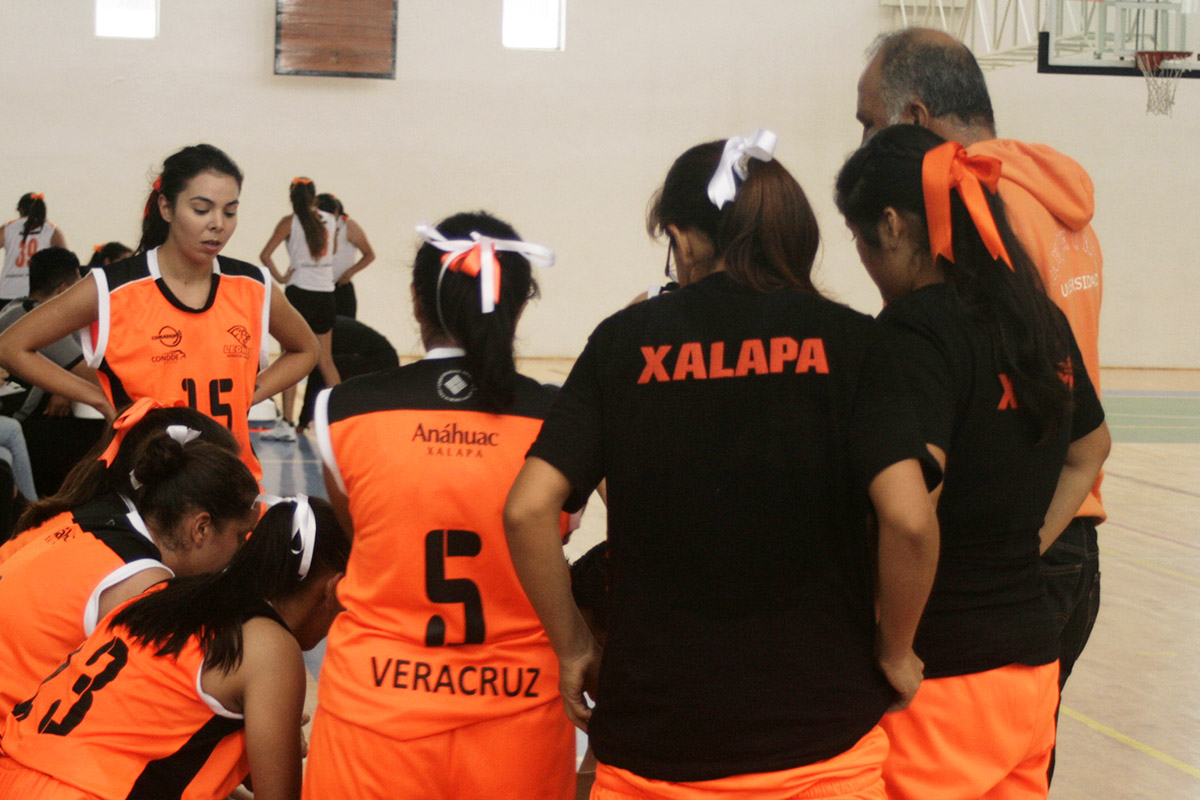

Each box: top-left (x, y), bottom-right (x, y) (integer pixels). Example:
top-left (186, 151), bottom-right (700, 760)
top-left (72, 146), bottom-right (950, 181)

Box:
top-left (334, 281), bottom-right (357, 319)
top-left (22, 416), bottom-right (107, 497)
top-left (1042, 517), bottom-right (1101, 783)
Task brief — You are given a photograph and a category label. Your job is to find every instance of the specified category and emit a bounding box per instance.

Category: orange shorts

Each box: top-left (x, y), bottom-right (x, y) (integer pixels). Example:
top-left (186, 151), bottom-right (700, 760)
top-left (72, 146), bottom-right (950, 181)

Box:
top-left (0, 757), bottom-right (100, 800)
top-left (302, 699), bottom-right (575, 800)
top-left (590, 725), bottom-right (889, 800)
top-left (879, 661), bottom-right (1059, 800)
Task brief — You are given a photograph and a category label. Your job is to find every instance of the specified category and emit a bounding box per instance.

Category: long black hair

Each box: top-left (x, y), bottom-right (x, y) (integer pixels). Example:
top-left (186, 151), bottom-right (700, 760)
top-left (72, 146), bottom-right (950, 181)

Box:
top-left (139, 144), bottom-right (243, 254)
top-left (17, 193), bottom-right (47, 241)
top-left (17, 405), bottom-right (240, 531)
top-left (835, 124), bottom-right (1072, 441)
top-left (316, 193), bottom-right (344, 217)
top-left (290, 178), bottom-right (326, 258)
top-left (113, 497), bottom-right (350, 672)
top-left (647, 140), bottom-right (821, 295)
top-left (412, 212), bottom-right (539, 412)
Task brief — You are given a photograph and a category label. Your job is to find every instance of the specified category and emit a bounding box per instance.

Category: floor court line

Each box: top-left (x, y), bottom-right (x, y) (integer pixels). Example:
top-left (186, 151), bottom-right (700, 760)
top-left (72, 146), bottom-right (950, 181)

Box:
top-left (1099, 544), bottom-right (1200, 587)
top-left (1103, 471), bottom-right (1200, 500)
top-left (1059, 706), bottom-right (1200, 780)
top-left (1105, 520), bottom-right (1200, 553)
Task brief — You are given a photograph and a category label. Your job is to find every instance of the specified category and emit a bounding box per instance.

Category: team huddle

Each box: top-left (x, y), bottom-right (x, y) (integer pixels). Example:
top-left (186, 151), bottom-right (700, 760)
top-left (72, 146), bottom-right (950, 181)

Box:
top-left (0, 28), bottom-right (1107, 800)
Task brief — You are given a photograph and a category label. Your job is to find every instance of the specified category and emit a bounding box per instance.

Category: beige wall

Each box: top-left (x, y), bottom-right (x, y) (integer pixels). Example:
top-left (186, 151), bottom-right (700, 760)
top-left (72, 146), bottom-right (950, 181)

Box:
top-left (1, 2), bottom-right (1195, 366)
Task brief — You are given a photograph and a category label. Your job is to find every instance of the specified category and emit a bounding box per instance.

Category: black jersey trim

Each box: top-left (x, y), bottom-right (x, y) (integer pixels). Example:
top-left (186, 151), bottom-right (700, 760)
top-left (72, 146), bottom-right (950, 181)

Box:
top-left (216, 257), bottom-right (267, 285)
top-left (124, 714), bottom-right (245, 800)
top-left (99, 362), bottom-right (133, 408)
top-left (325, 359), bottom-right (557, 425)
top-left (71, 495), bottom-right (162, 564)
top-left (101, 255), bottom-right (153, 292)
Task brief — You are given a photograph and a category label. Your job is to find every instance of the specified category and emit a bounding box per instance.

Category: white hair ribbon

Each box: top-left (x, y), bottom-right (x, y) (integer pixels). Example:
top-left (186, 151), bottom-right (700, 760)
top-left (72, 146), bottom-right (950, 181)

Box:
top-left (706, 129), bottom-right (778, 209)
top-left (165, 425), bottom-right (202, 446)
top-left (415, 224), bottom-right (555, 318)
top-left (129, 470), bottom-right (142, 491)
top-left (256, 493), bottom-right (317, 580)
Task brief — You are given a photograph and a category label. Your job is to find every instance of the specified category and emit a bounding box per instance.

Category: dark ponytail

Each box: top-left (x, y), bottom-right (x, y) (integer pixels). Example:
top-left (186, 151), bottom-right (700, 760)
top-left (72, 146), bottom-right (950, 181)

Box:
top-left (128, 430), bottom-right (258, 554)
top-left (17, 193), bottom-right (47, 241)
top-left (139, 144), bottom-right (243, 254)
top-left (290, 178), bottom-right (327, 258)
top-left (646, 140), bottom-right (821, 294)
top-left (316, 193), bottom-right (344, 217)
top-left (412, 212), bottom-right (539, 412)
top-left (835, 124), bottom-right (1072, 442)
top-left (17, 406), bottom-right (239, 532)
top-left (112, 497), bottom-right (350, 672)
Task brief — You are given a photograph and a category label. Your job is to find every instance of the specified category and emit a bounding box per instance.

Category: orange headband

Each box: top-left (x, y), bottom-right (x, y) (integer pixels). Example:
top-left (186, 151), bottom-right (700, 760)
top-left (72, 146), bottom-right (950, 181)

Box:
top-left (29, 193), bottom-right (44, 201)
top-left (291, 177), bottom-right (313, 186)
top-left (98, 397), bottom-right (165, 466)
top-left (921, 141), bottom-right (1013, 271)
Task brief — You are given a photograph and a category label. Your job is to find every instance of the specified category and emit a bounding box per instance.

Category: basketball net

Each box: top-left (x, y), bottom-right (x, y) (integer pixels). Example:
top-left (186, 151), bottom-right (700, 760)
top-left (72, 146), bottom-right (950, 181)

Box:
top-left (1136, 51), bottom-right (1192, 116)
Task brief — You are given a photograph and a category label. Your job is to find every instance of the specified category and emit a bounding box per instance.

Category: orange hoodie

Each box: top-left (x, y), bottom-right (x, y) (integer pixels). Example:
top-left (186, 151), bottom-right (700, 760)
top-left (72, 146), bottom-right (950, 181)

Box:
top-left (969, 139), bottom-right (1104, 520)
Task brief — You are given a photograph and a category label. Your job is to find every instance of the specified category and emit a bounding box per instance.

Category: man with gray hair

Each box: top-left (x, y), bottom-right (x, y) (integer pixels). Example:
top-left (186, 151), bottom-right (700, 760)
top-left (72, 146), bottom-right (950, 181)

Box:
top-left (855, 23), bottom-right (1106, 775)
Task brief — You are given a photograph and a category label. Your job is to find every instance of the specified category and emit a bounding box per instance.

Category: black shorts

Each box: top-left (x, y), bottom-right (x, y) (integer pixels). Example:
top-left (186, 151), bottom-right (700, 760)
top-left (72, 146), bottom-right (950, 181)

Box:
top-left (285, 285), bottom-right (336, 335)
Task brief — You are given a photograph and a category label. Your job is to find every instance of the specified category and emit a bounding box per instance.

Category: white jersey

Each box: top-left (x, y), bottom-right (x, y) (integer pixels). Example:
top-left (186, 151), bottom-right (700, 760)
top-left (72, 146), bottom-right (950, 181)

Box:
top-left (285, 209), bottom-right (337, 292)
top-left (331, 215), bottom-right (355, 282)
top-left (1, 218), bottom-right (57, 299)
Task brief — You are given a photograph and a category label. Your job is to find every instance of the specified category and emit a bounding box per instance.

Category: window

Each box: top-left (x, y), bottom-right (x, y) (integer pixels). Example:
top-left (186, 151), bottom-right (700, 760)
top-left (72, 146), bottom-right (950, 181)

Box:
top-left (502, 0), bottom-right (564, 50)
top-left (95, 0), bottom-right (159, 39)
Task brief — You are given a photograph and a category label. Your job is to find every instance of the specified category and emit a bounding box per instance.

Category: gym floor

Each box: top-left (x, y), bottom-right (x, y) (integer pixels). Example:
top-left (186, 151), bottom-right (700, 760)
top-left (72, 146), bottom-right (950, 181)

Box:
top-left (255, 363), bottom-right (1200, 800)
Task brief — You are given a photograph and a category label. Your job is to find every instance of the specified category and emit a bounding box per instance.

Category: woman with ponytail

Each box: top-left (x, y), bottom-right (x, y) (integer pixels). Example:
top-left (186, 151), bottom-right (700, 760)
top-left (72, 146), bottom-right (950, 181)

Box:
top-left (304, 210), bottom-right (576, 799)
top-left (1, 192), bottom-right (68, 306)
top-left (0, 496), bottom-right (348, 800)
top-left (835, 124), bottom-right (1110, 799)
top-left (505, 133), bottom-right (940, 799)
top-left (0, 402), bottom-right (259, 717)
top-left (317, 192), bottom-right (375, 319)
top-left (0, 145), bottom-right (318, 484)
top-left (260, 177), bottom-right (342, 439)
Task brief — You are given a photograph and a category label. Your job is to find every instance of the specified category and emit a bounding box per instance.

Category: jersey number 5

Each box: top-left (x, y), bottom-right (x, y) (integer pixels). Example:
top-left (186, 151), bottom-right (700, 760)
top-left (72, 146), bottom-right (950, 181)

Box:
top-left (424, 529), bottom-right (485, 647)
top-left (182, 377), bottom-right (235, 428)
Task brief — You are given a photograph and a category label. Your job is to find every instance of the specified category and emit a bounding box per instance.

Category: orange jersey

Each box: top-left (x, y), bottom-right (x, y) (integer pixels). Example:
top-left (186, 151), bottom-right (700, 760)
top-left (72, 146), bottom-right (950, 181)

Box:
top-left (0, 596), bottom-right (279, 800)
top-left (83, 249), bottom-right (270, 482)
top-left (0, 494), bottom-right (166, 715)
top-left (969, 139), bottom-right (1105, 520)
top-left (313, 356), bottom-right (573, 740)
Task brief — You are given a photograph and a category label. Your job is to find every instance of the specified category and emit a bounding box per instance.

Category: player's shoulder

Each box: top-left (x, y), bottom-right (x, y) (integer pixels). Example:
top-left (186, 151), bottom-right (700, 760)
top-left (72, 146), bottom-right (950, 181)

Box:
top-left (102, 252), bottom-right (152, 291)
top-left (216, 255), bottom-right (268, 284)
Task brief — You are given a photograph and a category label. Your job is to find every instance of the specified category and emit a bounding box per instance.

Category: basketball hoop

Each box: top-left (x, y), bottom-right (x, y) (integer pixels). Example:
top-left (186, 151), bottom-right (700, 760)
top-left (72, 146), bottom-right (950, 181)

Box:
top-left (1135, 51), bottom-right (1193, 116)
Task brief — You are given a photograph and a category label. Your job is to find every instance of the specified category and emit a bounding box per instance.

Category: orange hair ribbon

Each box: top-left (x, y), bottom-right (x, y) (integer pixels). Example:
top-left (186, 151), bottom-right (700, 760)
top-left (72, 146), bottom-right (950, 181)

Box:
top-left (29, 193), bottom-right (44, 201)
top-left (921, 141), bottom-right (1013, 271)
top-left (97, 397), bottom-right (165, 466)
top-left (143, 176), bottom-right (163, 219)
top-left (442, 244), bottom-right (502, 309)
top-left (291, 177), bottom-right (313, 186)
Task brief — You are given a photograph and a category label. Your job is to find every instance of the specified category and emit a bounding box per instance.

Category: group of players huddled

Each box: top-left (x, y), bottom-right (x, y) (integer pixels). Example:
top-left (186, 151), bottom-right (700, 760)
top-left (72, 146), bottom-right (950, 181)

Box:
top-left (0, 28), bottom-right (1107, 800)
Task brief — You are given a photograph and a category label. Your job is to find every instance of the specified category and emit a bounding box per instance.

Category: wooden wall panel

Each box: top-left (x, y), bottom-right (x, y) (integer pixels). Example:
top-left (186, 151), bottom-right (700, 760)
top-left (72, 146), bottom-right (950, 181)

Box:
top-left (275, 0), bottom-right (397, 79)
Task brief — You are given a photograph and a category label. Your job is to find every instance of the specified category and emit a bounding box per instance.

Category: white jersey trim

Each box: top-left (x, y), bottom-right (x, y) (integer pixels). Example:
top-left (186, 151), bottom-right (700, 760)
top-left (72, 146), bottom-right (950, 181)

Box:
top-left (314, 388), bottom-right (344, 494)
top-left (82, 269), bottom-right (111, 368)
top-left (197, 666), bottom-right (244, 720)
top-left (83, 559), bottom-right (172, 636)
top-left (258, 266), bottom-right (272, 370)
top-left (423, 347), bottom-right (466, 360)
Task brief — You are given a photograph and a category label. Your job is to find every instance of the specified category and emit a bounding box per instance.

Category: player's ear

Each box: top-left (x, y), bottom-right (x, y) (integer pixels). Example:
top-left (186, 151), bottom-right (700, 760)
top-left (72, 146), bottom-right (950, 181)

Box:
top-left (323, 572), bottom-right (344, 612)
top-left (907, 99), bottom-right (933, 129)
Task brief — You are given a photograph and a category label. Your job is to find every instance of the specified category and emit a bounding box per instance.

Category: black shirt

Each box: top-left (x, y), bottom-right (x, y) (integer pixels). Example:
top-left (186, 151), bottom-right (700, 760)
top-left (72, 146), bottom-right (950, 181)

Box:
top-left (879, 283), bottom-right (1104, 678)
top-left (530, 271), bottom-right (937, 781)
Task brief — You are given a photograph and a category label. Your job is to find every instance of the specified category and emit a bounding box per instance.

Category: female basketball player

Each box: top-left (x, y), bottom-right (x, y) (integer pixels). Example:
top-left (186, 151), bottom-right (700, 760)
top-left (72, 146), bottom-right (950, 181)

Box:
top-left (0, 495), bottom-right (349, 800)
top-left (303, 211), bottom-right (576, 800)
top-left (505, 132), bottom-right (940, 800)
top-left (317, 193), bottom-right (375, 319)
top-left (835, 124), bottom-right (1111, 799)
top-left (260, 178), bottom-right (341, 438)
top-left (0, 192), bottom-right (68, 305)
top-left (0, 402), bottom-right (259, 717)
top-left (0, 145), bottom-right (318, 482)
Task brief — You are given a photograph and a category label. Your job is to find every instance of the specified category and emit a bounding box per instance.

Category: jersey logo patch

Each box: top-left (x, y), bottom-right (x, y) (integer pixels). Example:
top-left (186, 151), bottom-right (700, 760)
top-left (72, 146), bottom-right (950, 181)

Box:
top-left (151, 349), bottom-right (186, 364)
top-left (224, 326), bottom-right (252, 359)
top-left (151, 326), bottom-right (182, 348)
top-left (436, 370), bottom-right (476, 403)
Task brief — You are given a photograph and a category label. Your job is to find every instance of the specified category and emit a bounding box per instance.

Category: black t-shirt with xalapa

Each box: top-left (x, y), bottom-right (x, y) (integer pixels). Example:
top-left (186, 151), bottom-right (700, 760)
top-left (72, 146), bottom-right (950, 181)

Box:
top-left (530, 271), bottom-right (938, 782)
top-left (879, 283), bottom-right (1104, 679)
